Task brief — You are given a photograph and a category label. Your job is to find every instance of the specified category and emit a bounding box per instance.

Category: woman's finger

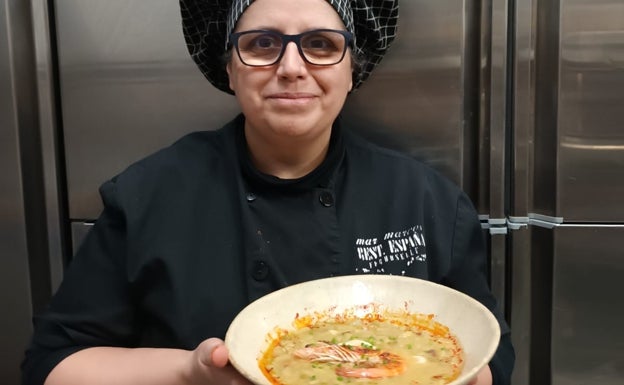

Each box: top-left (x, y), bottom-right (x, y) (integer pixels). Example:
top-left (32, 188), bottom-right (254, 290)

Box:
top-left (210, 343), bottom-right (229, 368)
top-left (196, 338), bottom-right (228, 368)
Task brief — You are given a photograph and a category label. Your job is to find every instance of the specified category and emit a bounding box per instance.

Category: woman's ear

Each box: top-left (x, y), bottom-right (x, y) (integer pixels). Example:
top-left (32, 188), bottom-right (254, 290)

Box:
top-left (226, 61), bottom-right (235, 93)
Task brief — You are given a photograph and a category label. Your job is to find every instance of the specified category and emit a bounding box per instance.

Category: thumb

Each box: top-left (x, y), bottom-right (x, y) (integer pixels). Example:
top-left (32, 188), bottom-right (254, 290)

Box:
top-left (197, 338), bottom-right (230, 368)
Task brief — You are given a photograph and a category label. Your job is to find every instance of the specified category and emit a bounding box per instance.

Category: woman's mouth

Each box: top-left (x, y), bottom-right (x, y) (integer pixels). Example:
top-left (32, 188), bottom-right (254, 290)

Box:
top-left (267, 93), bottom-right (317, 107)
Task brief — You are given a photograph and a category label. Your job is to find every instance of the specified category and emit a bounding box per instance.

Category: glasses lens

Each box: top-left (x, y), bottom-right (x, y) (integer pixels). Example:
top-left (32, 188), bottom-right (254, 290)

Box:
top-left (300, 30), bottom-right (347, 65)
top-left (236, 31), bottom-right (283, 66)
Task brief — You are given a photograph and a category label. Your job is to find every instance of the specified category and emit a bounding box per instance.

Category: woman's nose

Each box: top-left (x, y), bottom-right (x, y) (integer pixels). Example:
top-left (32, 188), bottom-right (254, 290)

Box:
top-left (276, 42), bottom-right (307, 78)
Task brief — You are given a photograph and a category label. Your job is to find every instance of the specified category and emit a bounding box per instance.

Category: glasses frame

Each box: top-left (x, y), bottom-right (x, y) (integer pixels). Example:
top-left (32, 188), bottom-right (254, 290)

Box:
top-left (229, 29), bottom-right (354, 67)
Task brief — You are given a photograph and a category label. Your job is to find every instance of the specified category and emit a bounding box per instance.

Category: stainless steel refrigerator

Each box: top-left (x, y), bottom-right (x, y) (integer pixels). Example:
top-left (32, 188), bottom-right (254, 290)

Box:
top-left (1, 0), bottom-right (623, 384)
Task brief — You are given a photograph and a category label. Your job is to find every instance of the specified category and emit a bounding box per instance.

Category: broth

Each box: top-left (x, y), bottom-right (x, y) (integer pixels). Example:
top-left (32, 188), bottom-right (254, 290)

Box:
top-left (259, 310), bottom-right (464, 385)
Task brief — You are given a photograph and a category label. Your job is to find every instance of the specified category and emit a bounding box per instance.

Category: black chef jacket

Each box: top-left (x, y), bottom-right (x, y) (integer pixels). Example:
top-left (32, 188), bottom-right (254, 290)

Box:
top-left (22, 114), bottom-right (514, 385)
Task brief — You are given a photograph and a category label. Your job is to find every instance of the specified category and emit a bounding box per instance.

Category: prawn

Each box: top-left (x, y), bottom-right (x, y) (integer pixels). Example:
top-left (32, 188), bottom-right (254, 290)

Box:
top-left (293, 340), bottom-right (406, 379)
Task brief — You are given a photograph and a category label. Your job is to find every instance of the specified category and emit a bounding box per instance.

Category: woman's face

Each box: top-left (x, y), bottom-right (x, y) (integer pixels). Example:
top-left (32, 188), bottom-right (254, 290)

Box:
top-left (226, 0), bottom-right (353, 143)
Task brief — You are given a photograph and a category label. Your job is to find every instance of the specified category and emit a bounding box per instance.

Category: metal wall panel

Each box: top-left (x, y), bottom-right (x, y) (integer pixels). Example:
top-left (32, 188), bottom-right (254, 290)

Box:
top-left (1, 0), bottom-right (37, 383)
top-left (509, 1), bottom-right (536, 384)
top-left (54, 0), bottom-right (477, 221)
top-left (558, 0), bottom-right (624, 221)
top-left (481, 0), bottom-right (511, 330)
top-left (551, 226), bottom-right (624, 385)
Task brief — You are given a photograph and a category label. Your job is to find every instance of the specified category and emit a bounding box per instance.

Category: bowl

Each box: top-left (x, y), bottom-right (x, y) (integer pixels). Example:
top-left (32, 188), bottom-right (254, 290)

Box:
top-left (225, 274), bottom-right (500, 385)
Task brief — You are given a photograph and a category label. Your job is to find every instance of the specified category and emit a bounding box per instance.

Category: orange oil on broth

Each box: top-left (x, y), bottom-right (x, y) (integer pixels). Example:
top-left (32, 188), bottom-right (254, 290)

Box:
top-left (259, 309), bottom-right (464, 385)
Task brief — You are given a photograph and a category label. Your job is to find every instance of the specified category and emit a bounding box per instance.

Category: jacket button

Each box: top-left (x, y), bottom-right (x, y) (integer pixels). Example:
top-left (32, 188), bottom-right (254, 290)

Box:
top-left (319, 191), bottom-right (334, 207)
top-left (252, 260), bottom-right (269, 281)
top-left (246, 192), bottom-right (257, 202)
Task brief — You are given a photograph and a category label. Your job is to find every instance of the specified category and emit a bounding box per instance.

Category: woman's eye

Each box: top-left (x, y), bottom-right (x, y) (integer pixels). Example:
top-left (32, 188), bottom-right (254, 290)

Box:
top-left (253, 35), bottom-right (280, 49)
top-left (302, 34), bottom-right (339, 51)
top-left (309, 39), bottom-right (330, 49)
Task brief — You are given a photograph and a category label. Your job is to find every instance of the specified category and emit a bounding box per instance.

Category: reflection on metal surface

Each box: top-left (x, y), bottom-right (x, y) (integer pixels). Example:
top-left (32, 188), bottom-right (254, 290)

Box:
top-left (560, 137), bottom-right (624, 151)
top-left (529, 213), bottom-right (564, 224)
top-left (561, 31), bottom-right (624, 68)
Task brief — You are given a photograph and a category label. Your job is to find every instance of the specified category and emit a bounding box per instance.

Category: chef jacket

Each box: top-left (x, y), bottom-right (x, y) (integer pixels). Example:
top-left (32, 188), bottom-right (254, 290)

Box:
top-left (22, 114), bottom-right (514, 385)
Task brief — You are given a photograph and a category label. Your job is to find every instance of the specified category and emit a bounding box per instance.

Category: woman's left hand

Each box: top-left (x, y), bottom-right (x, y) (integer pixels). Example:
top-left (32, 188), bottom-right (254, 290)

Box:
top-left (468, 365), bottom-right (493, 385)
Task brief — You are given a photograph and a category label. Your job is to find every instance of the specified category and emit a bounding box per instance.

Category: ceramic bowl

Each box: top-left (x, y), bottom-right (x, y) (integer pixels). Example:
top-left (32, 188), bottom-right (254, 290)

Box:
top-left (225, 274), bottom-right (500, 385)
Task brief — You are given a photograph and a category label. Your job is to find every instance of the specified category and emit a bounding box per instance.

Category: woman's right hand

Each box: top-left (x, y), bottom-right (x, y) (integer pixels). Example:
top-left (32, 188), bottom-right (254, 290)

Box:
top-left (187, 338), bottom-right (254, 385)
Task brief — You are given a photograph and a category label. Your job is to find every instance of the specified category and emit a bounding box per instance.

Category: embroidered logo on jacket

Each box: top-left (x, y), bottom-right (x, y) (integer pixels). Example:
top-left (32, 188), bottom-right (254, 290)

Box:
top-left (355, 225), bottom-right (426, 275)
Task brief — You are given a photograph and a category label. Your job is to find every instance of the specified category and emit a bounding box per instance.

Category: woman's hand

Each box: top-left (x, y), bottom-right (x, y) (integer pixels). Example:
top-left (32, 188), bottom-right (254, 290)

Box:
top-left (186, 338), bottom-right (254, 385)
top-left (468, 365), bottom-right (493, 385)
top-left (45, 340), bottom-right (253, 385)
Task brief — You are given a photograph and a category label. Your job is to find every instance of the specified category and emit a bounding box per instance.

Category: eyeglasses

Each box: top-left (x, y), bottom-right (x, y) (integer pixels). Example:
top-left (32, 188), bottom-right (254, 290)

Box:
top-left (229, 29), bottom-right (353, 67)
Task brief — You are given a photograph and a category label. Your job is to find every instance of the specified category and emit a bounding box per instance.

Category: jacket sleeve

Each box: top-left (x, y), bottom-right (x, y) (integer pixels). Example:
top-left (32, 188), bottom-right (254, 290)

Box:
top-left (21, 179), bottom-right (139, 385)
top-left (444, 193), bottom-right (515, 385)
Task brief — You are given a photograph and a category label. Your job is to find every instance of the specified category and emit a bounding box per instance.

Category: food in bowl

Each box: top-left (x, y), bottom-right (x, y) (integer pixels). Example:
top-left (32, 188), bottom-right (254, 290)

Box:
top-left (258, 303), bottom-right (464, 385)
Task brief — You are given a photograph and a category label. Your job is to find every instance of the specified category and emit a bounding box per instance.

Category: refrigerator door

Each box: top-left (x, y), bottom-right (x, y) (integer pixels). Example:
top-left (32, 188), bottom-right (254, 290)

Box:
top-left (525, 0), bottom-right (624, 223)
top-left (551, 226), bottom-right (624, 384)
top-left (511, 0), bottom-right (624, 384)
top-left (557, 2), bottom-right (624, 222)
top-left (551, 3), bottom-right (624, 383)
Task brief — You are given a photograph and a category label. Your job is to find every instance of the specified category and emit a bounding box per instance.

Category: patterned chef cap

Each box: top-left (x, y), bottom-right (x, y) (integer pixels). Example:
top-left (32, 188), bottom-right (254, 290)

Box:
top-left (180, 0), bottom-right (399, 94)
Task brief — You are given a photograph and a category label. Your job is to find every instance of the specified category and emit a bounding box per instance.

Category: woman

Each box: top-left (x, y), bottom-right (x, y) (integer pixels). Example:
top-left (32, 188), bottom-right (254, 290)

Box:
top-left (22, 1), bottom-right (514, 384)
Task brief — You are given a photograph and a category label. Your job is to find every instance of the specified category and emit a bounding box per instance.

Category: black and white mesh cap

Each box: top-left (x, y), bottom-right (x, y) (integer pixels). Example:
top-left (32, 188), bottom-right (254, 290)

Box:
top-left (180, 0), bottom-right (399, 94)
